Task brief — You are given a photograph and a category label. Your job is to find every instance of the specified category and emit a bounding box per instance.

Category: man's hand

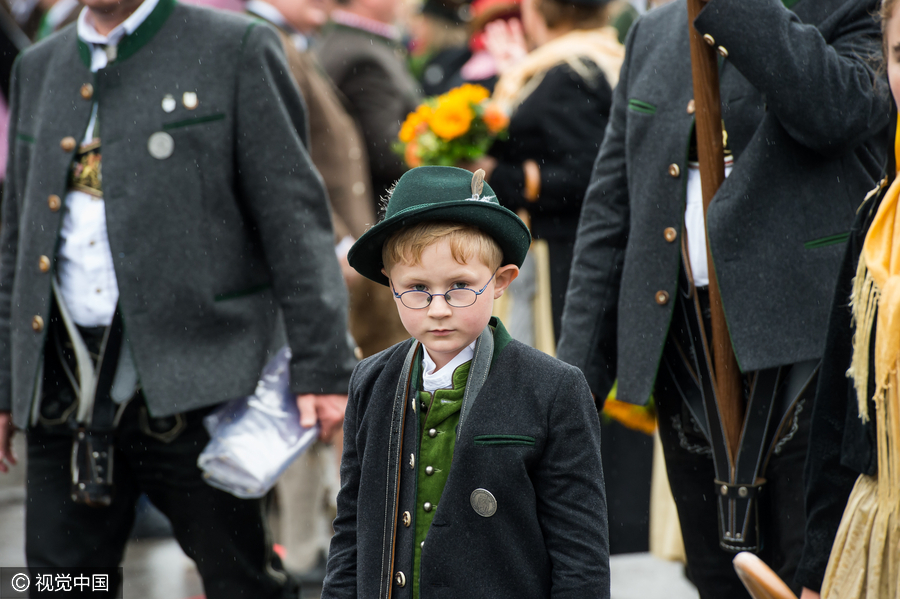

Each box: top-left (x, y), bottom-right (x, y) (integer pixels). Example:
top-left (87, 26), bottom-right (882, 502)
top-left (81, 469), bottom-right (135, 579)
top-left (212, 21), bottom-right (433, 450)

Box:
top-left (0, 411), bottom-right (17, 474)
top-left (297, 394), bottom-right (348, 443)
top-left (800, 588), bottom-right (820, 599)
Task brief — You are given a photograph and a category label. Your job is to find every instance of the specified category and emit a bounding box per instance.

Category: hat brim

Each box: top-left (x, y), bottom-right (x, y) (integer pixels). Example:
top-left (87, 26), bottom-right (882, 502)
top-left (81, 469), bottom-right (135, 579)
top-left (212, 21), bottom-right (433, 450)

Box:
top-left (348, 200), bottom-right (532, 286)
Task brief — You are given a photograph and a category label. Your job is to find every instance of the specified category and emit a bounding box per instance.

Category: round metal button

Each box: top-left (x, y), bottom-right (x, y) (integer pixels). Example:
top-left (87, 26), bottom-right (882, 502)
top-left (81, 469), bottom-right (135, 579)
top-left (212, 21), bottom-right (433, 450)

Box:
top-left (402, 511), bottom-right (411, 527)
top-left (668, 164), bottom-right (681, 178)
top-left (38, 255), bottom-right (50, 273)
top-left (470, 488), bottom-right (497, 517)
top-left (655, 291), bottom-right (670, 305)
top-left (32, 315), bottom-right (44, 332)
top-left (428, 428), bottom-right (437, 438)
top-left (717, 46), bottom-right (729, 58)
top-left (423, 502), bottom-right (433, 513)
top-left (394, 572), bottom-right (406, 588)
top-left (664, 227), bottom-right (677, 243)
top-left (738, 486), bottom-right (748, 498)
top-left (48, 194), bottom-right (61, 212)
top-left (409, 453), bottom-right (415, 469)
top-left (420, 541), bottom-right (425, 549)
top-left (425, 466), bottom-right (434, 476)
top-left (80, 83), bottom-right (93, 100)
top-left (148, 131), bottom-right (174, 160)
top-left (60, 136), bottom-right (76, 152)
top-left (687, 99), bottom-right (696, 115)
top-left (720, 485), bottom-right (729, 496)
top-left (703, 33), bottom-right (715, 46)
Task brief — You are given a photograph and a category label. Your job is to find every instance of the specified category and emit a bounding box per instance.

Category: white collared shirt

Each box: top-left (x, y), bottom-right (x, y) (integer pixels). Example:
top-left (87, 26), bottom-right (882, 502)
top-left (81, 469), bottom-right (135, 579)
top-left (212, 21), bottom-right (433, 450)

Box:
top-left (685, 157), bottom-right (733, 288)
top-left (55, 0), bottom-right (159, 327)
top-left (422, 342), bottom-right (475, 393)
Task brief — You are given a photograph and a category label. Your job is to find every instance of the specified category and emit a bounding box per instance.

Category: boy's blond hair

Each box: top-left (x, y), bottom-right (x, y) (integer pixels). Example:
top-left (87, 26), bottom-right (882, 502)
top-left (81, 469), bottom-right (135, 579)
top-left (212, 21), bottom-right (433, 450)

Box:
top-left (383, 221), bottom-right (503, 273)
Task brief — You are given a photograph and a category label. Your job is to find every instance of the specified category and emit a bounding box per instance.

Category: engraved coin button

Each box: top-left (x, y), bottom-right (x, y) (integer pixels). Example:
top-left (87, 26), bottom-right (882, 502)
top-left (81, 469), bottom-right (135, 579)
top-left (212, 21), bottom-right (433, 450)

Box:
top-left (61, 136), bottom-right (76, 152)
top-left (402, 511), bottom-right (411, 527)
top-left (470, 488), bottom-right (497, 517)
top-left (80, 83), bottom-right (93, 100)
top-left (32, 315), bottom-right (44, 332)
top-left (148, 132), bottom-right (175, 160)
top-left (48, 194), bottom-right (61, 211)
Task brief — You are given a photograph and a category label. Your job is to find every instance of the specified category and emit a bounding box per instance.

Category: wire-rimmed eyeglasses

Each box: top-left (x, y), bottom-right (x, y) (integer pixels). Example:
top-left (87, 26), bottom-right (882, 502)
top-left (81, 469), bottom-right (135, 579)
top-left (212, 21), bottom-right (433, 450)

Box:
top-left (390, 270), bottom-right (498, 309)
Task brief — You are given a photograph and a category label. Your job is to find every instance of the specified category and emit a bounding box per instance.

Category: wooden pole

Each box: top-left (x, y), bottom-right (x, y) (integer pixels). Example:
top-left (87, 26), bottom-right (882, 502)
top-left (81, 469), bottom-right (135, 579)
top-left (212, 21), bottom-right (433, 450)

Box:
top-left (686, 0), bottom-right (744, 464)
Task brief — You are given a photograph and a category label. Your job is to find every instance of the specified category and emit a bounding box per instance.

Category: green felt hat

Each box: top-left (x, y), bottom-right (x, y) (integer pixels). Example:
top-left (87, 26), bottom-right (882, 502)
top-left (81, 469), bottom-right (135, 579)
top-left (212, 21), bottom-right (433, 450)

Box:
top-left (349, 166), bottom-right (532, 286)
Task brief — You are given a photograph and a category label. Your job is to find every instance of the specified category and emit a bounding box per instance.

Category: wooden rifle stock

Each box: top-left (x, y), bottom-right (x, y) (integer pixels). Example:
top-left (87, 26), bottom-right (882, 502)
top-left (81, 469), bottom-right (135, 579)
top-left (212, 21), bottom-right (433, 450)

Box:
top-left (686, 0), bottom-right (744, 465)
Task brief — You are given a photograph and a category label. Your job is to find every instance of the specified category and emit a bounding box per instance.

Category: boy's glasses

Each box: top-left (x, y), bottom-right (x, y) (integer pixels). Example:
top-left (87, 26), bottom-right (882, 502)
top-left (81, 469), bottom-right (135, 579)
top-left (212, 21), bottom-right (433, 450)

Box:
top-left (391, 270), bottom-right (498, 310)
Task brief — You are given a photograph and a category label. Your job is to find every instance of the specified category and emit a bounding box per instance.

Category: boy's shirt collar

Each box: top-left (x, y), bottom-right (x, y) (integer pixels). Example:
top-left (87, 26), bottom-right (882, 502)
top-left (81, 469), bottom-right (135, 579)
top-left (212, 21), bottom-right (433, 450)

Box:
top-left (78, 0), bottom-right (160, 71)
top-left (422, 342), bottom-right (475, 393)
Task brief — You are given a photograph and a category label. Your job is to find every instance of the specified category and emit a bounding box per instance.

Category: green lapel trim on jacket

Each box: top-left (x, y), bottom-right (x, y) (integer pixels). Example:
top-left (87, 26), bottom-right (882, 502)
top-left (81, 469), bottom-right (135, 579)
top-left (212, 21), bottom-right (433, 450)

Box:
top-left (488, 316), bottom-right (512, 364)
top-left (804, 232), bottom-right (850, 250)
top-left (77, 0), bottom-right (177, 68)
top-left (782, 0), bottom-right (800, 8)
top-left (16, 133), bottom-right (35, 143)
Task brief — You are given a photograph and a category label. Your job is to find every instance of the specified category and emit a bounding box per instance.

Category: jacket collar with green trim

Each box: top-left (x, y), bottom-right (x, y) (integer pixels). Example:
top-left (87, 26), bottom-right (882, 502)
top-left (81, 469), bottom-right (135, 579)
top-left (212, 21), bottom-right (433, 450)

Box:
top-left (77, 0), bottom-right (176, 68)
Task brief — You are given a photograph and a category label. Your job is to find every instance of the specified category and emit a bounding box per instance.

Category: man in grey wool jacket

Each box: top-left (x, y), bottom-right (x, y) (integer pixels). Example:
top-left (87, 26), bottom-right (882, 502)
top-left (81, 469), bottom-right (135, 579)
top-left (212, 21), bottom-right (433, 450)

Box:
top-left (0, 0), bottom-right (355, 595)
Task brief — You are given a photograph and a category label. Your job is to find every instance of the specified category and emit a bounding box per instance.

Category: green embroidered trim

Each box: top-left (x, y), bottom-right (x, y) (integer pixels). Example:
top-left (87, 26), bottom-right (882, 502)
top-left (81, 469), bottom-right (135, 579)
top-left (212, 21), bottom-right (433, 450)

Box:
top-left (474, 434), bottom-right (535, 446)
top-left (16, 133), bottom-right (34, 143)
top-left (77, 0), bottom-right (176, 68)
top-left (214, 283), bottom-right (271, 302)
top-left (628, 99), bottom-right (656, 115)
top-left (241, 21), bottom-right (259, 53)
top-left (804, 232), bottom-right (850, 250)
top-left (782, 0), bottom-right (800, 8)
top-left (163, 113), bottom-right (226, 130)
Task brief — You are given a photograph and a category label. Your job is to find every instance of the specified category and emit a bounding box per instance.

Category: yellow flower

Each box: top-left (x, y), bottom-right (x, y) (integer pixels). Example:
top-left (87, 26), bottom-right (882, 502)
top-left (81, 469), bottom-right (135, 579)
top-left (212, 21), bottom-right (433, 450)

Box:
top-left (456, 83), bottom-right (490, 104)
top-left (429, 97), bottom-right (474, 141)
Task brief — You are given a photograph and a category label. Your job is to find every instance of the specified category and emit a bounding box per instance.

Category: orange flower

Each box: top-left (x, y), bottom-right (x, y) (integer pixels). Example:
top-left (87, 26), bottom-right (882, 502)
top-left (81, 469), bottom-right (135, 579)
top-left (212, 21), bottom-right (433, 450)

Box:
top-left (482, 102), bottom-right (509, 134)
top-left (450, 83), bottom-right (490, 105)
top-left (429, 98), bottom-right (474, 141)
top-left (404, 139), bottom-right (422, 167)
top-left (399, 105), bottom-right (434, 143)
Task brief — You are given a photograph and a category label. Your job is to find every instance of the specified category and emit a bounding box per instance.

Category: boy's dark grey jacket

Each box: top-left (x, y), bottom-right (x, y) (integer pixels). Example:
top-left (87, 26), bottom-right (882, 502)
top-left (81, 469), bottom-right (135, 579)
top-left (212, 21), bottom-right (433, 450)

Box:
top-left (322, 323), bottom-right (610, 599)
top-left (557, 0), bottom-right (890, 404)
top-left (0, 0), bottom-right (355, 427)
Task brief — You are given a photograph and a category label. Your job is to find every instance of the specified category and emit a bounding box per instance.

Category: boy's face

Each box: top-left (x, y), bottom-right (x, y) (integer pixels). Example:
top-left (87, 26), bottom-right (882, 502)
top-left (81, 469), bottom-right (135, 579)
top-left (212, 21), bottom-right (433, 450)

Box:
top-left (384, 238), bottom-right (518, 371)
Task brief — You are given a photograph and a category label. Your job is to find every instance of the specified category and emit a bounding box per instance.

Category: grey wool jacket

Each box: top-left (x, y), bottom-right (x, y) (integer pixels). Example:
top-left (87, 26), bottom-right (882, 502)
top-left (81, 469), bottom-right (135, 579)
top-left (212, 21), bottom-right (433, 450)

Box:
top-left (0, 0), bottom-right (356, 427)
top-left (557, 0), bottom-right (890, 405)
top-left (322, 320), bottom-right (610, 599)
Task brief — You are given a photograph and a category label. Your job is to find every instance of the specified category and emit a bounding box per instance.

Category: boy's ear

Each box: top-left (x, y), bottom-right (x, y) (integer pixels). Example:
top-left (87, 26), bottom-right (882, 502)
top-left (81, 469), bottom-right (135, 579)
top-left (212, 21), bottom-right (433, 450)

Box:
top-left (493, 264), bottom-right (519, 298)
top-left (381, 267), bottom-right (389, 279)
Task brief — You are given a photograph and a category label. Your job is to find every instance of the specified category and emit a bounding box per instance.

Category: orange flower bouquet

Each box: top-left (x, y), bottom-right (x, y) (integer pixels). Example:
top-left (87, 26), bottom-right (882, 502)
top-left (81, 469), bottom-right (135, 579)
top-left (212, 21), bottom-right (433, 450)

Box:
top-left (396, 84), bottom-right (509, 168)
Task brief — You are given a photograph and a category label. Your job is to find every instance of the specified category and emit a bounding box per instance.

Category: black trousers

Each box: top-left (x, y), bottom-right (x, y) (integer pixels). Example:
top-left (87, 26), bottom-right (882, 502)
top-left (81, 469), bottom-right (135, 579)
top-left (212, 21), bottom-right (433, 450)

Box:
top-left (25, 324), bottom-right (297, 599)
top-left (654, 293), bottom-right (811, 599)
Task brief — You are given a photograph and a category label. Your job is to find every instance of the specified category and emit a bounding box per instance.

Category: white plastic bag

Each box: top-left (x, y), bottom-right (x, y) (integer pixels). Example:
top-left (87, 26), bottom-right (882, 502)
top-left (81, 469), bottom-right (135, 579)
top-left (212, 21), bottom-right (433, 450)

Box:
top-left (198, 347), bottom-right (318, 499)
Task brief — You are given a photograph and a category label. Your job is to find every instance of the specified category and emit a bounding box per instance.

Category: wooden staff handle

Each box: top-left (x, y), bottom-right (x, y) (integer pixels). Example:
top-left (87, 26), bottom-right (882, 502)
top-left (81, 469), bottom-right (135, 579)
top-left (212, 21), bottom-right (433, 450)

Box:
top-left (686, 0), bottom-right (744, 465)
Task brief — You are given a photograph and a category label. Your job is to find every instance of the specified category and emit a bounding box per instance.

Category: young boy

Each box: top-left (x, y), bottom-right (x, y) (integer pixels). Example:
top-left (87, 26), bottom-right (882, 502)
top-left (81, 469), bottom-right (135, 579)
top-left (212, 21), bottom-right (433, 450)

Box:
top-left (322, 166), bottom-right (609, 599)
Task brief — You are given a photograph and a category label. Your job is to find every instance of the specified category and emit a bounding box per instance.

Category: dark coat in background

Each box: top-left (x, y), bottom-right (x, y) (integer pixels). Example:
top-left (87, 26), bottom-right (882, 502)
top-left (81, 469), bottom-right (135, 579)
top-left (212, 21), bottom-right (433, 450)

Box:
top-left (557, 0), bottom-right (889, 405)
top-left (322, 323), bottom-right (609, 599)
top-left (317, 21), bottom-right (421, 204)
top-left (795, 181), bottom-right (884, 592)
top-left (0, 1), bottom-right (355, 427)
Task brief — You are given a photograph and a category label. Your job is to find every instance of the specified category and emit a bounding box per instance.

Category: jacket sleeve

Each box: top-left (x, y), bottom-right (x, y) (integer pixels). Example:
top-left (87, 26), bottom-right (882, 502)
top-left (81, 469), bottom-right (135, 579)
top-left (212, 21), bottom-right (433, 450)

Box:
top-left (534, 366), bottom-right (610, 599)
top-left (234, 23), bottom-right (355, 395)
top-left (694, 0), bottom-right (889, 157)
top-left (554, 22), bottom-right (635, 398)
top-left (794, 194), bottom-right (879, 592)
top-left (321, 363), bottom-right (362, 599)
top-left (0, 55), bottom-right (22, 414)
top-left (489, 64), bottom-right (612, 217)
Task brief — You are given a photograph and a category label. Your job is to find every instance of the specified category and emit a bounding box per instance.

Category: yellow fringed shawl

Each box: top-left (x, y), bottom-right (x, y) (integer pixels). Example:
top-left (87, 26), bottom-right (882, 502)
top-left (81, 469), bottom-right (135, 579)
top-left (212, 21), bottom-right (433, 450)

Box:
top-left (821, 126), bottom-right (900, 599)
